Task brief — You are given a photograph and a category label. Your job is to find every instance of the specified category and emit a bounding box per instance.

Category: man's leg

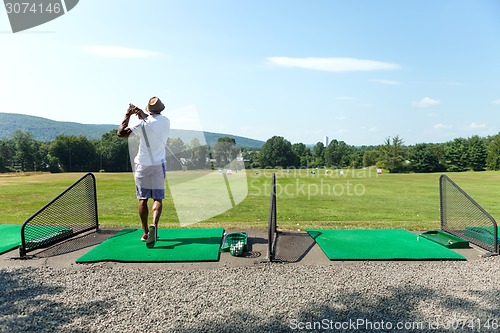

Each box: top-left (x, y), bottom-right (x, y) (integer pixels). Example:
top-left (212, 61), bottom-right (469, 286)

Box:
top-left (138, 199), bottom-right (149, 235)
top-left (152, 199), bottom-right (162, 227)
top-left (146, 199), bottom-right (161, 248)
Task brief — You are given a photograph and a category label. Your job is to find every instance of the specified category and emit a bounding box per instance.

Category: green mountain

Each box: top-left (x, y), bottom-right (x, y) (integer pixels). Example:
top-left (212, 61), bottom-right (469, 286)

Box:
top-left (0, 113), bottom-right (264, 149)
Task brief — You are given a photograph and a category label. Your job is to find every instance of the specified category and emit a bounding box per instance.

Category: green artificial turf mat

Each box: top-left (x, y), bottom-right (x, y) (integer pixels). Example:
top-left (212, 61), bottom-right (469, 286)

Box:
top-left (24, 225), bottom-right (74, 246)
top-left (463, 226), bottom-right (500, 251)
top-left (76, 228), bottom-right (224, 263)
top-left (0, 225), bottom-right (74, 255)
top-left (307, 229), bottom-right (466, 260)
top-left (464, 226), bottom-right (500, 239)
top-left (0, 224), bottom-right (21, 254)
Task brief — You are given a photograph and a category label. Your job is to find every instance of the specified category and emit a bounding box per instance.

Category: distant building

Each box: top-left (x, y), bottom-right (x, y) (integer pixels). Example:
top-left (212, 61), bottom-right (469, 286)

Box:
top-left (324, 135), bottom-right (329, 146)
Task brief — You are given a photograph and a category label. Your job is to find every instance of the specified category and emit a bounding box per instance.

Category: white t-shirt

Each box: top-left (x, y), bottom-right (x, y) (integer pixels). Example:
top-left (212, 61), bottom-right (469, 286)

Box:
top-left (130, 114), bottom-right (170, 166)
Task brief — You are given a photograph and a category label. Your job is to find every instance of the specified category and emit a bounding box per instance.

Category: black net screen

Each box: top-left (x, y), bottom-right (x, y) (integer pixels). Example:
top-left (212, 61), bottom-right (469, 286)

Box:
top-left (20, 173), bottom-right (99, 257)
top-left (440, 174), bottom-right (498, 254)
top-left (267, 173), bottom-right (277, 261)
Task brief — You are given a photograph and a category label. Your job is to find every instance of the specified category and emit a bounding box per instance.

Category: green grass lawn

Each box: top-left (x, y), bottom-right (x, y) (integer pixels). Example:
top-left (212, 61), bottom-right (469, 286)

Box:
top-left (1, 168), bottom-right (499, 231)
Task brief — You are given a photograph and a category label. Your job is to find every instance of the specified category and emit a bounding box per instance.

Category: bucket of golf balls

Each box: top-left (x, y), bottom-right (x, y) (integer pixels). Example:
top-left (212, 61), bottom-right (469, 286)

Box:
top-left (224, 232), bottom-right (247, 256)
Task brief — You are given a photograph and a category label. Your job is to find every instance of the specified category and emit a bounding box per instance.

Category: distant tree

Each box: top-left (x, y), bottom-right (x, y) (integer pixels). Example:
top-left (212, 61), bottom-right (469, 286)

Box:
top-left (311, 142), bottom-right (325, 167)
top-left (96, 130), bottom-right (130, 172)
top-left (377, 135), bottom-right (407, 173)
top-left (12, 130), bottom-right (38, 171)
top-left (486, 133), bottom-right (500, 170)
top-left (291, 143), bottom-right (311, 167)
top-left (0, 139), bottom-right (15, 171)
top-left (49, 135), bottom-right (99, 172)
top-left (348, 149), bottom-right (363, 168)
top-left (444, 138), bottom-right (469, 172)
top-left (409, 143), bottom-right (445, 173)
top-left (258, 136), bottom-right (295, 168)
top-left (324, 139), bottom-right (352, 168)
top-left (166, 137), bottom-right (187, 170)
top-left (212, 137), bottom-right (239, 168)
top-left (362, 149), bottom-right (380, 167)
top-left (467, 135), bottom-right (487, 171)
top-left (33, 142), bottom-right (51, 172)
top-left (188, 138), bottom-right (209, 169)
top-left (46, 152), bottom-right (61, 173)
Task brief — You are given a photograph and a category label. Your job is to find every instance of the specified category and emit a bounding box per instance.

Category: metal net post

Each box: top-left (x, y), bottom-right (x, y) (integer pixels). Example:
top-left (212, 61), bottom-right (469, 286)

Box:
top-left (267, 173), bottom-right (277, 261)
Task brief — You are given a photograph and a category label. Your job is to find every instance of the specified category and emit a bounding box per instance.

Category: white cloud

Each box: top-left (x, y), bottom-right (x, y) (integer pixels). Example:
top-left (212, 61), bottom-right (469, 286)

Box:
top-left (372, 79), bottom-right (400, 85)
top-left (468, 122), bottom-right (486, 130)
top-left (434, 123), bottom-right (452, 130)
top-left (82, 45), bottom-right (162, 58)
top-left (412, 97), bottom-right (440, 108)
top-left (267, 57), bottom-right (400, 72)
top-left (361, 126), bottom-right (379, 132)
top-left (492, 99), bottom-right (500, 105)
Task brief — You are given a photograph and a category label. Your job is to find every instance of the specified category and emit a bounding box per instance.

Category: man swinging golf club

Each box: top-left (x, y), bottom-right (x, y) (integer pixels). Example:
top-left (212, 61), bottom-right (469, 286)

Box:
top-left (117, 96), bottom-right (170, 248)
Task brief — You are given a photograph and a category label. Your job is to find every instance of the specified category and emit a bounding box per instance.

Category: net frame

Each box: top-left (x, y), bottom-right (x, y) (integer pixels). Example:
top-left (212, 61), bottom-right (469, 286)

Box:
top-left (19, 173), bottom-right (99, 258)
top-left (267, 173), bottom-right (278, 261)
top-left (264, 173), bottom-right (313, 263)
top-left (439, 174), bottom-right (498, 254)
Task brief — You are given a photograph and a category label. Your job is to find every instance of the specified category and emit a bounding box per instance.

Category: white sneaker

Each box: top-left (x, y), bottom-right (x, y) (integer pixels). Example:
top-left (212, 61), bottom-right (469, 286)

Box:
top-left (146, 225), bottom-right (157, 248)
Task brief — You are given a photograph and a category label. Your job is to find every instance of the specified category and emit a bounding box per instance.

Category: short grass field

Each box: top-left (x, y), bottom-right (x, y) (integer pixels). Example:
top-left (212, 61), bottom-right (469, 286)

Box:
top-left (1, 168), bottom-right (499, 231)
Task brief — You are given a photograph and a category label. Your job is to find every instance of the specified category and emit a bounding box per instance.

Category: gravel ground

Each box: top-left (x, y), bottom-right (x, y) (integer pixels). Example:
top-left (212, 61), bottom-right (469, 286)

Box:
top-left (1, 257), bottom-right (500, 333)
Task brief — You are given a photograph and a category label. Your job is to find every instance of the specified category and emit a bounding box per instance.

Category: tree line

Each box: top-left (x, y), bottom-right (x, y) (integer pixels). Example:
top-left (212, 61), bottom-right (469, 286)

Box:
top-left (252, 133), bottom-right (500, 173)
top-left (0, 130), bottom-right (242, 173)
top-left (1, 129), bottom-right (500, 173)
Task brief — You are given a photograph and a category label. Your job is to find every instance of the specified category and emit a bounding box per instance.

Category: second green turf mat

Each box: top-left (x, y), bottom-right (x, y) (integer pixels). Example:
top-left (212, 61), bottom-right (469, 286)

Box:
top-left (307, 229), bottom-right (466, 260)
top-left (76, 228), bottom-right (224, 263)
top-left (0, 224), bottom-right (21, 255)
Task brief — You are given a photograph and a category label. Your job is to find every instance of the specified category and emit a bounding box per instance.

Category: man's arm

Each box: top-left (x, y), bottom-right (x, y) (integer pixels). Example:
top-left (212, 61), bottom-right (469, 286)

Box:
top-left (117, 104), bottom-right (148, 138)
top-left (117, 110), bottom-right (133, 138)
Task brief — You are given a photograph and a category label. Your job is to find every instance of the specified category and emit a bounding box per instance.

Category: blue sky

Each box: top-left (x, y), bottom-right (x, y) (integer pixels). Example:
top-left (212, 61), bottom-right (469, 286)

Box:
top-left (1, 0), bottom-right (499, 146)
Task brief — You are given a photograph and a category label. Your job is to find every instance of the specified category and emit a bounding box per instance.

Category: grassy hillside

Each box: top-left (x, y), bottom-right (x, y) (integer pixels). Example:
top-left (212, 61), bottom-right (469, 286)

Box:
top-left (0, 113), bottom-right (115, 141)
top-left (0, 113), bottom-right (264, 148)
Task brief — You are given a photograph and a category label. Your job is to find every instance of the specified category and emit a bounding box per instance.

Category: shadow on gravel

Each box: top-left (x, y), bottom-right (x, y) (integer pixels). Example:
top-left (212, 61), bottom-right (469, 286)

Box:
top-left (0, 268), bottom-right (114, 333)
top-left (172, 285), bottom-right (500, 333)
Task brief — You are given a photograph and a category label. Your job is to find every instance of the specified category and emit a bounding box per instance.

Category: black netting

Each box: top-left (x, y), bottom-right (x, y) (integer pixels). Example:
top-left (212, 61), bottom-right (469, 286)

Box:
top-left (20, 173), bottom-right (99, 257)
top-left (267, 173), bottom-right (277, 261)
top-left (440, 174), bottom-right (498, 254)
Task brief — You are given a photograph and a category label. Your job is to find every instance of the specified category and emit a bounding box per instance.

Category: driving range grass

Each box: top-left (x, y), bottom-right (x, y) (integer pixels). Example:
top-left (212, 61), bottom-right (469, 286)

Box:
top-left (1, 169), bottom-right (499, 231)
